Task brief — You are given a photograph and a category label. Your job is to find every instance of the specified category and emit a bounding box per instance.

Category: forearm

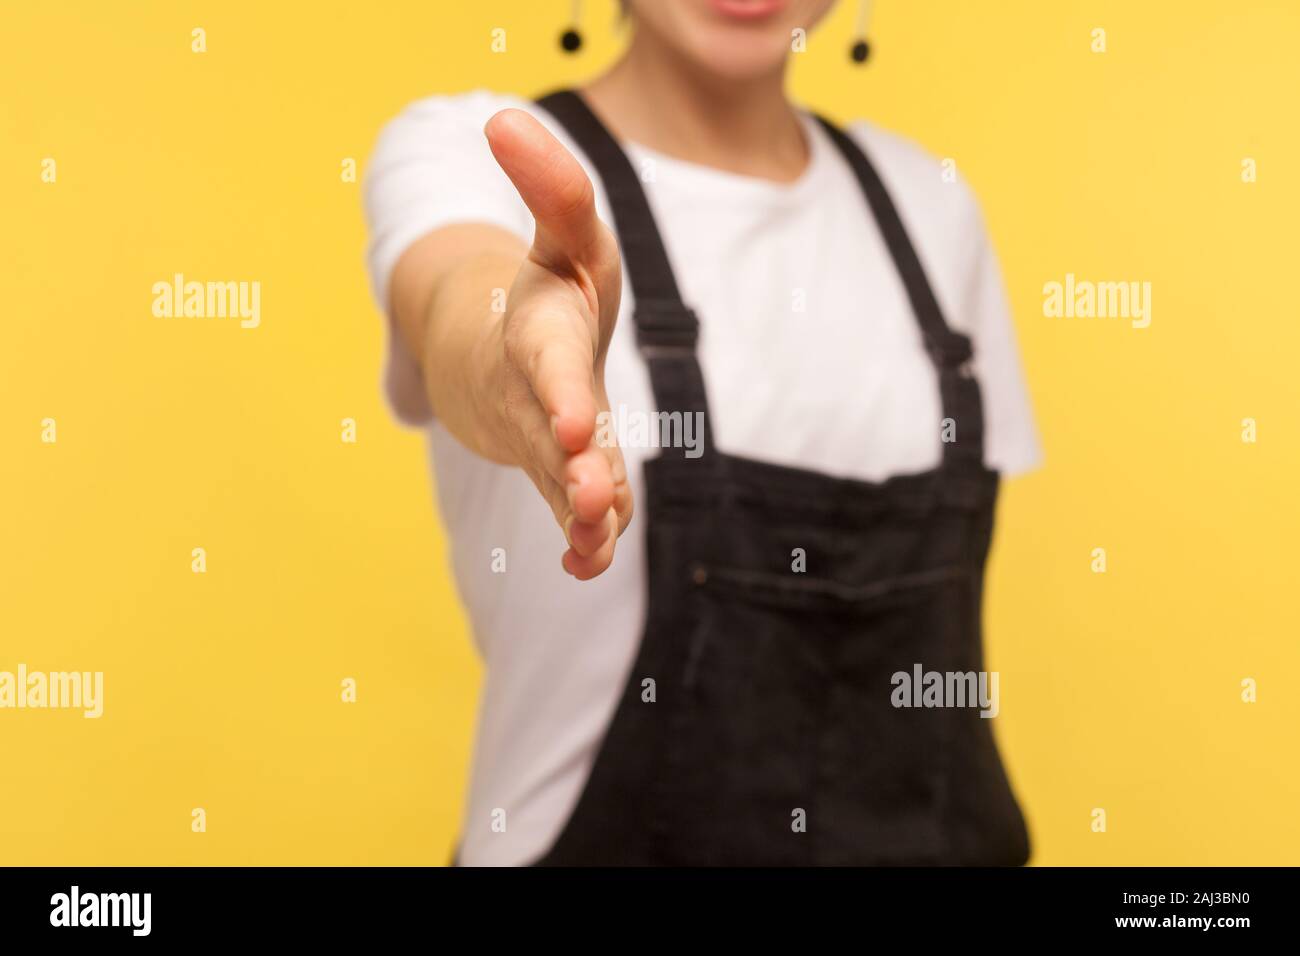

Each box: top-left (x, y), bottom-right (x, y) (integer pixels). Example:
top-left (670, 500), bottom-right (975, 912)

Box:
top-left (423, 252), bottom-right (523, 463)
top-left (389, 227), bottom-right (526, 464)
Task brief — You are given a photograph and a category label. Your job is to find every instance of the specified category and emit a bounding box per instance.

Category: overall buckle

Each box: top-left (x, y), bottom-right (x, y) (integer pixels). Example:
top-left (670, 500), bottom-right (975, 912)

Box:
top-left (635, 301), bottom-right (699, 357)
top-left (927, 333), bottom-right (974, 376)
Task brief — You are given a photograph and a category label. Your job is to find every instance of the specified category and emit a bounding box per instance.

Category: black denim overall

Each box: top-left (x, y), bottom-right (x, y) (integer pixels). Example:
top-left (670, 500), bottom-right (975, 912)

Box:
top-left (531, 91), bottom-right (1030, 866)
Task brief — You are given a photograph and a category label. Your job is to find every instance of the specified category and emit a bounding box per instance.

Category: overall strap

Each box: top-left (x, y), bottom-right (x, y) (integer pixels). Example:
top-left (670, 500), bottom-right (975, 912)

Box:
top-left (534, 90), bottom-right (713, 459)
top-left (814, 117), bottom-right (985, 468)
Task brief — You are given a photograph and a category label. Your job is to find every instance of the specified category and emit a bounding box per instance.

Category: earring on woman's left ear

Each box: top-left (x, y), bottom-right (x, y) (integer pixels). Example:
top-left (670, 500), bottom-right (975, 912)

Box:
top-left (560, 0), bottom-right (584, 53)
top-left (849, 0), bottom-right (872, 64)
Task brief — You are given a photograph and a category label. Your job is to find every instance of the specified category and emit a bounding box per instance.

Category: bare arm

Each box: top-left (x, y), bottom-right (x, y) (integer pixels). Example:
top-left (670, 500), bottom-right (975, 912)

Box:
top-left (385, 110), bottom-right (632, 579)
top-left (390, 225), bottom-right (528, 465)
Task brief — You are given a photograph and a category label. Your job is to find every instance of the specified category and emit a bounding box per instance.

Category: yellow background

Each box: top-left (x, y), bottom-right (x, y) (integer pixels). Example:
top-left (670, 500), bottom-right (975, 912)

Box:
top-left (2, 0), bottom-right (1297, 865)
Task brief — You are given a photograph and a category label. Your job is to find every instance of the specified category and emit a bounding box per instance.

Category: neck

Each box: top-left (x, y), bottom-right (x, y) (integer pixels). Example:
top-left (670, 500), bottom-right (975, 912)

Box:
top-left (582, 28), bottom-right (808, 183)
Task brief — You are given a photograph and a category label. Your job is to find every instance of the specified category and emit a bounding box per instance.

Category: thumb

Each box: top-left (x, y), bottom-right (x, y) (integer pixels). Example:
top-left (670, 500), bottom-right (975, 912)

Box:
top-left (484, 108), bottom-right (604, 266)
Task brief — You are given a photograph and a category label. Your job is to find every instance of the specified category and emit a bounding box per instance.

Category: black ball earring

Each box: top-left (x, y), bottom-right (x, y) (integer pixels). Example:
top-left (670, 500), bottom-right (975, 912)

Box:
top-left (560, 1), bottom-right (583, 54)
top-left (849, 0), bottom-right (872, 65)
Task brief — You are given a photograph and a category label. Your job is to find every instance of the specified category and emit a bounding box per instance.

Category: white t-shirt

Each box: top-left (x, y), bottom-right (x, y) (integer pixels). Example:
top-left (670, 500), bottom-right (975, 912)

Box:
top-left (364, 89), bottom-right (1041, 866)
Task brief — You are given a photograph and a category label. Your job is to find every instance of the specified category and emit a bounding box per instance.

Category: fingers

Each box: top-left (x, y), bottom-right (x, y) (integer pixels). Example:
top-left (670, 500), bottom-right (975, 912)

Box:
top-left (609, 445), bottom-right (634, 536)
top-left (522, 457), bottom-right (611, 563)
top-left (529, 426), bottom-right (618, 527)
top-left (506, 381), bottom-right (629, 577)
top-left (506, 308), bottom-right (598, 454)
top-left (594, 381), bottom-right (634, 535)
top-left (484, 108), bottom-right (604, 264)
top-left (562, 511), bottom-right (618, 581)
top-left (507, 364), bottom-right (615, 527)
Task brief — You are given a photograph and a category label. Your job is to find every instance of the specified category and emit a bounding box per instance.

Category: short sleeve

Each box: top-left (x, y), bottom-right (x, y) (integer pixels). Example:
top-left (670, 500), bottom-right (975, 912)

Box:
top-left (962, 209), bottom-right (1042, 477)
top-left (363, 90), bottom-right (535, 425)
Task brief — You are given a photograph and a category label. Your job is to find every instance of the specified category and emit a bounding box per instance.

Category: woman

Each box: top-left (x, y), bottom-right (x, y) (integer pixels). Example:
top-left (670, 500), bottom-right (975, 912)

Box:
top-left (365, 0), bottom-right (1040, 866)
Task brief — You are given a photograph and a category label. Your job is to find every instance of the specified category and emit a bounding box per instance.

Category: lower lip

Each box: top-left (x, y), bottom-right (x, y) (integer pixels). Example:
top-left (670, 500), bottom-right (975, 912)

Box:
top-left (708, 0), bottom-right (787, 21)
